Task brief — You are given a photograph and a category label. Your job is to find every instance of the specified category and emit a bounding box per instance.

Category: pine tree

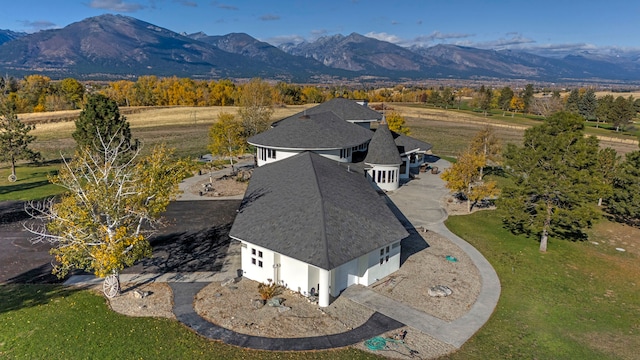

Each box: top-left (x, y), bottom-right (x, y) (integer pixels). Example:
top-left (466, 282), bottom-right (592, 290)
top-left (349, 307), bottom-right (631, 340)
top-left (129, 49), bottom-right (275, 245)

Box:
top-left (0, 97), bottom-right (41, 182)
top-left (578, 88), bottom-right (597, 121)
top-left (498, 112), bottom-right (604, 252)
top-left (73, 94), bottom-right (136, 159)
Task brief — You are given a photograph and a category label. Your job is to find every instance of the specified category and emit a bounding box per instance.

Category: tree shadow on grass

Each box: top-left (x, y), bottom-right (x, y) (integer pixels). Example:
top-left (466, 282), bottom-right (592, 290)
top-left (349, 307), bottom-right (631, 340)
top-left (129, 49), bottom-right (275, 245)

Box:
top-left (0, 283), bottom-right (82, 315)
top-left (0, 180), bottom-right (53, 195)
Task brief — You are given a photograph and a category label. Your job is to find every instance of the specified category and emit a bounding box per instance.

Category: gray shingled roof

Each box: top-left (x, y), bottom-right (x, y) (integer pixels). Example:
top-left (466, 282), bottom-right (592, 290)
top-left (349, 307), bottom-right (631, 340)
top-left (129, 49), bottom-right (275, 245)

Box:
top-left (229, 152), bottom-right (409, 270)
top-left (364, 124), bottom-right (403, 165)
top-left (304, 98), bottom-right (382, 122)
top-left (248, 111), bottom-right (373, 150)
top-left (392, 132), bottom-right (433, 154)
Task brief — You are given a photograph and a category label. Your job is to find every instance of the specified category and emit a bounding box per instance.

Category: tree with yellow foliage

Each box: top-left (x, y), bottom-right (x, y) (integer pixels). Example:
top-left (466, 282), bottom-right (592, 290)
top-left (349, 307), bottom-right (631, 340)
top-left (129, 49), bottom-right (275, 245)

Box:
top-left (26, 136), bottom-right (192, 298)
top-left (441, 149), bottom-right (499, 213)
top-left (386, 111), bottom-right (410, 135)
top-left (209, 112), bottom-right (245, 172)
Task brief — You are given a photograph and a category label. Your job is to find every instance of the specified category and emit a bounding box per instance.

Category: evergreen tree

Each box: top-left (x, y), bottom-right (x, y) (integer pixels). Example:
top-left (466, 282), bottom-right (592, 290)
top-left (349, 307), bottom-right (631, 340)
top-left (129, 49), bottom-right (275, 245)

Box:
top-left (595, 94), bottom-right (614, 128)
top-left (564, 89), bottom-right (580, 113)
top-left (0, 97), bottom-right (41, 182)
top-left (612, 95), bottom-right (634, 132)
top-left (607, 150), bottom-right (640, 226)
top-left (498, 112), bottom-right (604, 252)
top-left (73, 94), bottom-right (136, 158)
top-left (521, 84), bottom-right (534, 113)
top-left (578, 88), bottom-right (597, 121)
top-left (498, 86), bottom-right (514, 113)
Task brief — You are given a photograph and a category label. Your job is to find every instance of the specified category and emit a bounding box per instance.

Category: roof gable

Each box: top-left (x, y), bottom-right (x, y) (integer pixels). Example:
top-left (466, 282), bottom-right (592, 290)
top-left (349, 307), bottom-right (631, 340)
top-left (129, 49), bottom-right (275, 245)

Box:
top-left (248, 111), bottom-right (372, 149)
top-left (229, 152), bottom-right (408, 269)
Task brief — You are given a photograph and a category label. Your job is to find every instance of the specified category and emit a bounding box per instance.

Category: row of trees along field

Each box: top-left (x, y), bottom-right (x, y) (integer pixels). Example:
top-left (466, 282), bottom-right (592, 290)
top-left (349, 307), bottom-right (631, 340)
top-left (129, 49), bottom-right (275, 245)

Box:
top-left (441, 112), bottom-right (640, 252)
top-left (2, 74), bottom-right (638, 129)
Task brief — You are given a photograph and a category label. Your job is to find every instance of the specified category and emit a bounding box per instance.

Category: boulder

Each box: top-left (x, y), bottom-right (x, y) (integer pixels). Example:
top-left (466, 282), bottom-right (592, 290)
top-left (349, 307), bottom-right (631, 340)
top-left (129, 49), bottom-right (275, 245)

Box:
top-left (251, 299), bottom-right (264, 309)
top-left (267, 297), bottom-right (283, 307)
top-left (428, 285), bottom-right (453, 297)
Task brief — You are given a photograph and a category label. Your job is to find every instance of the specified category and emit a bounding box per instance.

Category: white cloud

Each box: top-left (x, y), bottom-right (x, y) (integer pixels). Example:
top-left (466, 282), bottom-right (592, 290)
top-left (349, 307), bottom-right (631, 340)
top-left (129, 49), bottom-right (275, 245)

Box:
top-left (365, 32), bottom-right (404, 44)
top-left (88, 0), bottom-right (145, 12)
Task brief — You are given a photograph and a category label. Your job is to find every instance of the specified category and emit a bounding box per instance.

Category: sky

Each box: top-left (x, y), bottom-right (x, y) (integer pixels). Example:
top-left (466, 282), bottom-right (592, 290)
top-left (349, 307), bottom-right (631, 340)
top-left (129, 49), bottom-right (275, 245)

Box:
top-left (1, 0), bottom-right (638, 57)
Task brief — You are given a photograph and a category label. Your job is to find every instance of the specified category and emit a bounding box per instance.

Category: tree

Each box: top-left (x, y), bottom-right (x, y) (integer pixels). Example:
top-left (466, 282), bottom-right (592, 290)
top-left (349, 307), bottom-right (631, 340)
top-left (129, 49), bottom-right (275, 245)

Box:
top-left (529, 95), bottom-right (563, 118)
top-left (509, 96), bottom-right (525, 117)
top-left (26, 138), bottom-right (192, 297)
top-left (73, 94), bottom-right (136, 160)
top-left (564, 89), bottom-right (580, 113)
top-left (606, 150), bottom-right (640, 226)
top-left (612, 95), bottom-right (635, 132)
top-left (208, 112), bottom-right (245, 172)
top-left (498, 86), bottom-right (514, 114)
top-left (59, 78), bottom-right (85, 109)
top-left (578, 88), bottom-right (597, 121)
top-left (521, 84), bottom-right (534, 113)
top-left (595, 94), bottom-right (614, 128)
top-left (441, 149), bottom-right (499, 213)
top-left (498, 112), bottom-right (603, 252)
top-left (469, 125), bottom-right (501, 179)
top-left (237, 78), bottom-right (274, 139)
top-left (0, 98), bottom-right (41, 182)
top-left (596, 147), bottom-right (619, 207)
top-left (386, 111), bottom-right (410, 135)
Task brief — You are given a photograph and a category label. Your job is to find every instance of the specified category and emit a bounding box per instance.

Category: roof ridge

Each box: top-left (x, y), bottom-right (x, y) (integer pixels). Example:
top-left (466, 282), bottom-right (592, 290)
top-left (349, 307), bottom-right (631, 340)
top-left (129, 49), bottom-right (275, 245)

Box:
top-left (308, 152), bottom-right (331, 269)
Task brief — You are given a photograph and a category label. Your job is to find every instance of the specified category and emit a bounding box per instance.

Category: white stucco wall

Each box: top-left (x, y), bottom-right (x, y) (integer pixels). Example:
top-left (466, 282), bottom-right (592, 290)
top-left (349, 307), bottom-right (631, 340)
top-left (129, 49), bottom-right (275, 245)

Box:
top-left (240, 242), bottom-right (275, 284)
top-left (240, 240), bottom-right (401, 306)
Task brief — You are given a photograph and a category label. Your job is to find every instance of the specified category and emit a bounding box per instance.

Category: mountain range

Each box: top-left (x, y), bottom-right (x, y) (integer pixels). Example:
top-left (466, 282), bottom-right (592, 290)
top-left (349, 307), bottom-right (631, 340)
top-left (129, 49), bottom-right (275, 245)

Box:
top-left (0, 14), bottom-right (639, 84)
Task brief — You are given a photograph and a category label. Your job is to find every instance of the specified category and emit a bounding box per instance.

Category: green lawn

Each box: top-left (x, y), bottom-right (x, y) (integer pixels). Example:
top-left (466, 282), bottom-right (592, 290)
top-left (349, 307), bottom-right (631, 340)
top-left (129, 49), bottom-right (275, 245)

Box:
top-left (0, 285), bottom-right (379, 359)
top-left (443, 211), bottom-right (640, 359)
top-left (0, 163), bottom-right (65, 201)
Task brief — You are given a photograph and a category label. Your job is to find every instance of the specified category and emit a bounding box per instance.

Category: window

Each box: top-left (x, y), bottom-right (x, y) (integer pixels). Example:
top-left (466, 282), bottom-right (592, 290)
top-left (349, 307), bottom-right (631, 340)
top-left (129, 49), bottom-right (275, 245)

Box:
top-left (380, 249), bottom-right (385, 256)
top-left (340, 148), bottom-right (351, 159)
top-left (258, 147), bottom-right (266, 161)
top-left (258, 251), bottom-right (263, 258)
top-left (267, 149), bottom-right (276, 159)
top-left (251, 248), bottom-right (264, 268)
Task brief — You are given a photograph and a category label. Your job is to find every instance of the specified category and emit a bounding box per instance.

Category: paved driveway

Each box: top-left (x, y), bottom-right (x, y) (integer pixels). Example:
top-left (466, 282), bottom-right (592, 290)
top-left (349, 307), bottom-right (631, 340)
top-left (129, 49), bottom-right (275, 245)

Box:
top-left (0, 200), bottom-right (241, 284)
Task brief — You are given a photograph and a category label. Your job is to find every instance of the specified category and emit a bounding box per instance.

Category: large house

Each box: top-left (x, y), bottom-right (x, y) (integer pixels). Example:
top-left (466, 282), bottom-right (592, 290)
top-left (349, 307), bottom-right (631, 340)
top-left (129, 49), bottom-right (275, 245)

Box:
top-left (230, 98), bottom-right (432, 307)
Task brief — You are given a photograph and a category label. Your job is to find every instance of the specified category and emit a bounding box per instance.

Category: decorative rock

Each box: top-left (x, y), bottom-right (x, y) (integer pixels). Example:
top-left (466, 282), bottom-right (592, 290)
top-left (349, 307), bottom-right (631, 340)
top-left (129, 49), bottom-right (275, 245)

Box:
top-left (221, 278), bottom-right (235, 287)
top-left (267, 297), bottom-right (283, 307)
top-left (277, 306), bottom-right (291, 313)
top-left (616, 248), bottom-right (626, 252)
top-left (428, 285), bottom-right (453, 297)
top-left (251, 299), bottom-right (264, 309)
top-left (132, 290), bottom-right (149, 299)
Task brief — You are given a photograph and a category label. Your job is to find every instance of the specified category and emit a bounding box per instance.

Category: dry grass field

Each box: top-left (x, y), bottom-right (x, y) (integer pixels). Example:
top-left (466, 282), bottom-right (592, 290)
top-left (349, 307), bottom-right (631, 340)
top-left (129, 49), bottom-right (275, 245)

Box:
top-left (24, 103), bottom-right (639, 161)
top-left (27, 105), bottom-right (312, 160)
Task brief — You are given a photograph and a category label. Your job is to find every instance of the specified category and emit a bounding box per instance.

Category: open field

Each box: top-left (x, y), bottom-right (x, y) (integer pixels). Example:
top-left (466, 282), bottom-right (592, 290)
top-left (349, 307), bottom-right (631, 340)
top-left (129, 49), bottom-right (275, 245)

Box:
top-left (25, 103), bottom-right (638, 162)
top-left (28, 105), bottom-right (312, 160)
